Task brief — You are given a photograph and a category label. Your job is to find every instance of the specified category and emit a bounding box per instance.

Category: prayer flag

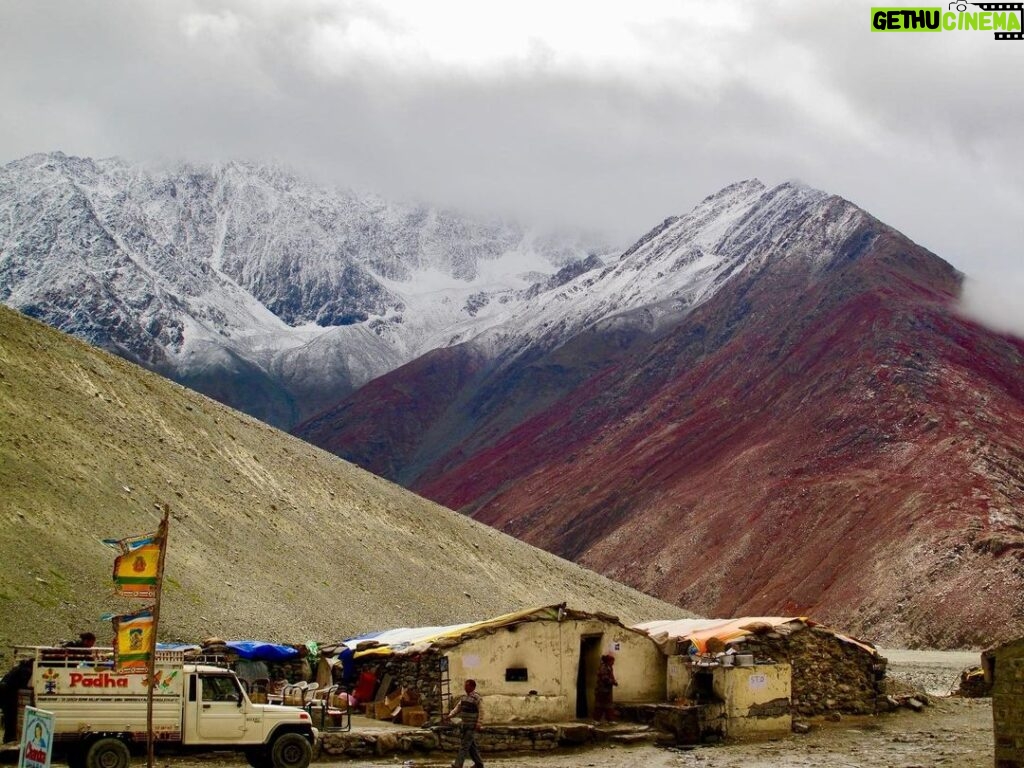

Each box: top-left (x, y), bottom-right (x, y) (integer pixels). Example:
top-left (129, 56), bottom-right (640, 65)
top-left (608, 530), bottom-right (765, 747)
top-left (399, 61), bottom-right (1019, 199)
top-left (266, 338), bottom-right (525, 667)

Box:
top-left (106, 532), bottom-right (162, 598)
top-left (111, 607), bottom-right (155, 673)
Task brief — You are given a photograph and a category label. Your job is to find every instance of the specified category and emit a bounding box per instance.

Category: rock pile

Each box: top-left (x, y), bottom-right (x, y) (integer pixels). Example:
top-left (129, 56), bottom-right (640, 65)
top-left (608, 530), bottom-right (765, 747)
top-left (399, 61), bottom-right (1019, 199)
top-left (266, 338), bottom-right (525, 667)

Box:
top-left (739, 625), bottom-right (886, 716)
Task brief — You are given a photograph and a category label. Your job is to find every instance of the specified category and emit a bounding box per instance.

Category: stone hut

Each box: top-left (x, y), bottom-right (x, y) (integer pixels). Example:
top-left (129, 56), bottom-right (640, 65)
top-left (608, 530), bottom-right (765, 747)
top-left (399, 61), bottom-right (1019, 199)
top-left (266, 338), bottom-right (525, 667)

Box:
top-left (984, 636), bottom-right (1024, 768)
top-left (334, 604), bottom-right (666, 724)
top-left (634, 617), bottom-right (886, 716)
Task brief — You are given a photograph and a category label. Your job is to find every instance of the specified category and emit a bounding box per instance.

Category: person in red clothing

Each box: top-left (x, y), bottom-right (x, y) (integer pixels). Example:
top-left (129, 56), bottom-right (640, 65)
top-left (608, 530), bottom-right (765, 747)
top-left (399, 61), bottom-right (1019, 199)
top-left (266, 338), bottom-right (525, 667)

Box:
top-left (352, 667), bottom-right (378, 705)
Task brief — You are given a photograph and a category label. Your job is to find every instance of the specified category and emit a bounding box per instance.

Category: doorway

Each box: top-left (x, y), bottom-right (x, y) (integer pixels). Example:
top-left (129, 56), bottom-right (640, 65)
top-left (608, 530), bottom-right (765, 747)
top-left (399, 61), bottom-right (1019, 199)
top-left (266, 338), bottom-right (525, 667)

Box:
top-left (576, 635), bottom-right (603, 718)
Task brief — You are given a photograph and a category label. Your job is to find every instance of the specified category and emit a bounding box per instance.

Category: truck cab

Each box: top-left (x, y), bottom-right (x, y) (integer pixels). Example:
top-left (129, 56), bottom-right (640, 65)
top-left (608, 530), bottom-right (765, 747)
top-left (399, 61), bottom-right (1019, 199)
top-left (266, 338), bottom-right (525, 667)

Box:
top-left (184, 664), bottom-right (318, 767)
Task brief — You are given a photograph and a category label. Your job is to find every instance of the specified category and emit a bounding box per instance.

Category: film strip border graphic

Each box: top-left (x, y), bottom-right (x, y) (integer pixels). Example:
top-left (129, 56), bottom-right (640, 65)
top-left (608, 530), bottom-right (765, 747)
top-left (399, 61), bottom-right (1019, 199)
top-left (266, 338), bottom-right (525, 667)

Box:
top-left (971, 2), bottom-right (1024, 38)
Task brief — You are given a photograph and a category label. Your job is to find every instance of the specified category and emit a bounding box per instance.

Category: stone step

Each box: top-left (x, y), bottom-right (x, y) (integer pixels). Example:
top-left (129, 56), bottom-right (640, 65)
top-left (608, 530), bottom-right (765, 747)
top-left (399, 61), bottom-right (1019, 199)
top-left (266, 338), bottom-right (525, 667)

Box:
top-left (609, 731), bottom-right (658, 744)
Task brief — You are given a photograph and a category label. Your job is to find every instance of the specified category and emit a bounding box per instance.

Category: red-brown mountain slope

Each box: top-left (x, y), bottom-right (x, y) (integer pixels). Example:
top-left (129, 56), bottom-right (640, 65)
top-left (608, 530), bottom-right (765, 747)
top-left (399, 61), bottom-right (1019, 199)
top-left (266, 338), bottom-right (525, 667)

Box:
top-left (297, 184), bottom-right (1024, 648)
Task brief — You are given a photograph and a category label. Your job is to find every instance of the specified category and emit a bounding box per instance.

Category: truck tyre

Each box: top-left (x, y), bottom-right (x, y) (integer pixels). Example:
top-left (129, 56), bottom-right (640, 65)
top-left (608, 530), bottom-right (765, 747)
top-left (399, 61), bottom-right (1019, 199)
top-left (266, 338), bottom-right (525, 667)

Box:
top-left (270, 733), bottom-right (312, 768)
top-left (244, 747), bottom-right (272, 768)
top-left (84, 738), bottom-right (130, 768)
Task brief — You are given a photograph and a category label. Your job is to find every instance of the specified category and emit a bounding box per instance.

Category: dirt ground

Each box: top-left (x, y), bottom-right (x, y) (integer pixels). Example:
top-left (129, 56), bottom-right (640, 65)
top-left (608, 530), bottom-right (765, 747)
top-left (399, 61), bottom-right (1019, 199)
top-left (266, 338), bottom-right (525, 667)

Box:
top-left (165, 649), bottom-right (992, 768)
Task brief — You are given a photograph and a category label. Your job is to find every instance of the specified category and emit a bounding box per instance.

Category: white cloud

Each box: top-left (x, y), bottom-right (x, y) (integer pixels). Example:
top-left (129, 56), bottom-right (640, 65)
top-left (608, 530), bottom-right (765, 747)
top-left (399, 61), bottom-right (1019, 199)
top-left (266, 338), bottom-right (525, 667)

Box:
top-left (181, 10), bottom-right (241, 42)
top-left (959, 273), bottom-right (1024, 341)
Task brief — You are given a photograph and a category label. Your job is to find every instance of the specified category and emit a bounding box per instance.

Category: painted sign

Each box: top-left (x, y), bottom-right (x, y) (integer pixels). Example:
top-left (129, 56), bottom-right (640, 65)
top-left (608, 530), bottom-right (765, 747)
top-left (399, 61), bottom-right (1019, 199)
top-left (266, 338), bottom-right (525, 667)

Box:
top-left (18, 707), bottom-right (54, 768)
top-left (748, 673), bottom-right (767, 690)
top-left (35, 666), bottom-right (182, 699)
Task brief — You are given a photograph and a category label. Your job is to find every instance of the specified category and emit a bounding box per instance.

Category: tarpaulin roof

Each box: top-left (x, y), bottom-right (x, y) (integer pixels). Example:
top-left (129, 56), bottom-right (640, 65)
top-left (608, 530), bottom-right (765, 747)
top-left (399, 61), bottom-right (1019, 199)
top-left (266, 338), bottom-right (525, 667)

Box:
top-left (339, 604), bottom-right (614, 659)
top-left (632, 617), bottom-right (877, 655)
top-left (224, 641), bottom-right (299, 661)
top-left (342, 622), bottom-right (477, 657)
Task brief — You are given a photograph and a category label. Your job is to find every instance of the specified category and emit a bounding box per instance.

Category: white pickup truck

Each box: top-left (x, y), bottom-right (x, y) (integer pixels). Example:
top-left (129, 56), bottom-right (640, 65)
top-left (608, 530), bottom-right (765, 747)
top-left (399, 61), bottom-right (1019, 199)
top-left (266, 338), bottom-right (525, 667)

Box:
top-left (10, 646), bottom-right (317, 768)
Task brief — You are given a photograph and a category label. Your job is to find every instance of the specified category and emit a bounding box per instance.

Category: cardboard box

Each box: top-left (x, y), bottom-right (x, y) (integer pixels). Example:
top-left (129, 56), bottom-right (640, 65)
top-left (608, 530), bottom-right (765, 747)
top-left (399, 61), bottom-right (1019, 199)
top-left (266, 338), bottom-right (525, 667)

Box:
top-left (400, 706), bottom-right (428, 727)
top-left (401, 688), bottom-right (422, 706)
top-left (374, 701), bottom-right (398, 720)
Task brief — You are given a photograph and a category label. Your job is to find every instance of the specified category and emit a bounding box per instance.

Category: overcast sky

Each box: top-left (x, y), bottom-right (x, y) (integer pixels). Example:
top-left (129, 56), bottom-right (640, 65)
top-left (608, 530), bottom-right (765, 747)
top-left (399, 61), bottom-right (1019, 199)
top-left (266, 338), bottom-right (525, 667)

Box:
top-left (2, 0), bottom-right (1022, 328)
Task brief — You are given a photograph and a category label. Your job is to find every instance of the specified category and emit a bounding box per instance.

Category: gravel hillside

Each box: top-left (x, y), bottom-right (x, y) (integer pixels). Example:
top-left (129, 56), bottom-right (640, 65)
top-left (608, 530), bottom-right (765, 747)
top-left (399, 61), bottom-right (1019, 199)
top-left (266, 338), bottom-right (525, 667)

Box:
top-left (0, 306), bottom-right (685, 652)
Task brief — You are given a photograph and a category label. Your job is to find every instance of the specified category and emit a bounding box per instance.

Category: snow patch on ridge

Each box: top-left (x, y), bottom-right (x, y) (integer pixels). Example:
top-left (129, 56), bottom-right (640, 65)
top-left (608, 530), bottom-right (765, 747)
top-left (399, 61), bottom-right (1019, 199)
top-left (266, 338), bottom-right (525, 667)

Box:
top-left (0, 153), bottom-right (868, 426)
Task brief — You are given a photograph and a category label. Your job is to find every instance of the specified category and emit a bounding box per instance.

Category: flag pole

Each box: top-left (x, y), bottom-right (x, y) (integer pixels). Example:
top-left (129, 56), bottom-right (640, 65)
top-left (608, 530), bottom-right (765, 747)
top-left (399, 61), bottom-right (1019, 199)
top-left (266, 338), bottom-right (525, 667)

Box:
top-left (147, 504), bottom-right (171, 768)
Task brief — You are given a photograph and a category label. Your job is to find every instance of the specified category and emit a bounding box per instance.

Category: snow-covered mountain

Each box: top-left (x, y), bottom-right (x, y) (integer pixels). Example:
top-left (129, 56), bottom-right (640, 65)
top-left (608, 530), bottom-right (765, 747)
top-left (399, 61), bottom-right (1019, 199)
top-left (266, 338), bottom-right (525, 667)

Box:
top-left (299, 177), bottom-right (871, 484)
top-left (444, 178), bottom-right (864, 363)
top-left (299, 175), bottom-right (1024, 648)
top-left (0, 152), bottom-right (600, 426)
top-left (0, 152), bottom-right (862, 434)
top-left (8, 151), bottom-right (1023, 647)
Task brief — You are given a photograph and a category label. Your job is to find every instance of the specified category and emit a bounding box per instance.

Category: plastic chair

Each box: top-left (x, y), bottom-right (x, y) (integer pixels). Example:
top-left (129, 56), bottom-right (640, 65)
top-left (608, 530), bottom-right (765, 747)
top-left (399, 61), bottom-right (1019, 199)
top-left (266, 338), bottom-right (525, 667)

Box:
top-left (282, 682), bottom-right (306, 707)
top-left (250, 678), bottom-right (269, 703)
top-left (267, 678), bottom-right (286, 705)
top-left (305, 685), bottom-right (350, 732)
top-left (301, 682), bottom-right (320, 707)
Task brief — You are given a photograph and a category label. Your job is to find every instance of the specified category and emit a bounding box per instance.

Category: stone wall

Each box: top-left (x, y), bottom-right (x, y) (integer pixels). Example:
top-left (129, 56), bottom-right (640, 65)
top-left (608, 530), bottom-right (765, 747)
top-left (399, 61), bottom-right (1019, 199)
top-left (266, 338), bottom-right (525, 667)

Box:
top-left (319, 722), bottom-right (613, 758)
top-left (435, 724), bottom-right (561, 752)
top-left (992, 637), bottom-right (1024, 768)
top-left (352, 652), bottom-right (447, 718)
top-left (737, 626), bottom-right (886, 716)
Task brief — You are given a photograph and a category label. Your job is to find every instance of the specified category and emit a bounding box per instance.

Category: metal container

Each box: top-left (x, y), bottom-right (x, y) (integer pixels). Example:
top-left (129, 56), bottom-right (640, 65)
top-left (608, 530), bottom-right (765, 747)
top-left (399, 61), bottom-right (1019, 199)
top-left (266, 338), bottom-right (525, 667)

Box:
top-left (735, 654), bottom-right (754, 667)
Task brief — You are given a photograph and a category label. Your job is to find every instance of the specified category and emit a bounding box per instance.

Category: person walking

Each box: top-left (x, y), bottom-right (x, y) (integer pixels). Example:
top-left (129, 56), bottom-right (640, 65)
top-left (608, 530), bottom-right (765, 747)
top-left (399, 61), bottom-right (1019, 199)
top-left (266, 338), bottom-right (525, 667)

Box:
top-left (594, 654), bottom-right (618, 722)
top-left (446, 678), bottom-right (484, 768)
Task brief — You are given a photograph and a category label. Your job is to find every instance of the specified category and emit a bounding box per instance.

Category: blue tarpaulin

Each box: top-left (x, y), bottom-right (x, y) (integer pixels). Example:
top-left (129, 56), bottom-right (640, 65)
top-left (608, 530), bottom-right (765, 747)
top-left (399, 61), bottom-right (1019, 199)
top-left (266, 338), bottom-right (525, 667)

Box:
top-left (224, 641), bottom-right (299, 661)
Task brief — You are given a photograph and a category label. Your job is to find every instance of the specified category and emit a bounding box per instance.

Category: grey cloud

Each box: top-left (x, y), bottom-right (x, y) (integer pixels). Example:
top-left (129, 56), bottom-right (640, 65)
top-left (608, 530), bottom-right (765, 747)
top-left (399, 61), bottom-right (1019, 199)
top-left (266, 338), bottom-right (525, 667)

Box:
top-left (0, 0), bottom-right (1021, 327)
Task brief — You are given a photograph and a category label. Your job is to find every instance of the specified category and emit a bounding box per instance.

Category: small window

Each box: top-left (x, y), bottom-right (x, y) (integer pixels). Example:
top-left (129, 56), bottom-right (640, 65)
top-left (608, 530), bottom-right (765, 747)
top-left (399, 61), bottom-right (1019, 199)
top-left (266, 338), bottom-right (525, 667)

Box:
top-left (505, 667), bottom-right (528, 682)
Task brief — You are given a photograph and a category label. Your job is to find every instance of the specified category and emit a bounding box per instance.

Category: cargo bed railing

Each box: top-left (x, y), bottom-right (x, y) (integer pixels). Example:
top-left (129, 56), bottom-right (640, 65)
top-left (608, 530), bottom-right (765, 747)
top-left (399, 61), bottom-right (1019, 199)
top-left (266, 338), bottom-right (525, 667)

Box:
top-left (12, 645), bottom-right (186, 669)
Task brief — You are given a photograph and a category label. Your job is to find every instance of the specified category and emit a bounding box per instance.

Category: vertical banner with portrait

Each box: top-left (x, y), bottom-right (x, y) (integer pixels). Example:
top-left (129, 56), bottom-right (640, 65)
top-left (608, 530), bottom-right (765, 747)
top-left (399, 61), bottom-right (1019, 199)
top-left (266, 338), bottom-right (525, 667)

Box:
top-left (18, 707), bottom-right (54, 768)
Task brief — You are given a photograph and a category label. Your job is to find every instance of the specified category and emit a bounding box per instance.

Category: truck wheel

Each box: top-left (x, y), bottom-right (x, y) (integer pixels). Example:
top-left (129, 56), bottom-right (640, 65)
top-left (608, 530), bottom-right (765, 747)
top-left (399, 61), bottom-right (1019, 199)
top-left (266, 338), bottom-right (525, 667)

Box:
top-left (244, 747), bottom-right (272, 768)
top-left (270, 733), bottom-right (312, 768)
top-left (84, 738), bottom-right (130, 768)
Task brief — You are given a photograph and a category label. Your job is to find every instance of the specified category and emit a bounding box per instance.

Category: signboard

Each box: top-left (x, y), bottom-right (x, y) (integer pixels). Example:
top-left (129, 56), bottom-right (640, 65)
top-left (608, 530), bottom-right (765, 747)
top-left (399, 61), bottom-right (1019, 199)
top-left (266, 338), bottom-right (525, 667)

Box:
top-left (748, 673), bottom-right (767, 690)
top-left (18, 707), bottom-right (54, 768)
top-left (35, 665), bottom-right (183, 701)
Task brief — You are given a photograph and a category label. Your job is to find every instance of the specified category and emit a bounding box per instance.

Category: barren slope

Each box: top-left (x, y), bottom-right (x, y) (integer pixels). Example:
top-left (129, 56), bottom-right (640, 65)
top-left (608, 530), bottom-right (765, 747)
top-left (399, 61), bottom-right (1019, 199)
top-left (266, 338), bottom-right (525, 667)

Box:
top-left (0, 306), bottom-right (683, 652)
top-left (300, 190), bottom-right (1024, 649)
top-left (436, 223), bottom-right (1024, 648)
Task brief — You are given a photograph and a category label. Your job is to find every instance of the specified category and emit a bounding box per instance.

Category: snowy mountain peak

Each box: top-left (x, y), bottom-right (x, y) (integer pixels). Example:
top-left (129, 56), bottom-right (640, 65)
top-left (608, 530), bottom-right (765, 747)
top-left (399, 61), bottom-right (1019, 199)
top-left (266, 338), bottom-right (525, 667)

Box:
top-left (1, 154), bottom-right (870, 429)
top-left (463, 178), bottom-right (866, 361)
top-left (0, 152), bottom-right (600, 426)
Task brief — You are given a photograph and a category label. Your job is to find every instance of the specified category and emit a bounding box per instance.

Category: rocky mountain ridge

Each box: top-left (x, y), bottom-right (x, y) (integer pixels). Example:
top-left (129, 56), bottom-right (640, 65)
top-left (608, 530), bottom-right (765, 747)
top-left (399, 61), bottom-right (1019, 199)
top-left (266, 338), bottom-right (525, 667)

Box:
top-left (7, 151), bottom-right (1023, 648)
top-left (298, 183), bottom-right (1024, 648)
top-left (0, 152), bottom-right (599, 427)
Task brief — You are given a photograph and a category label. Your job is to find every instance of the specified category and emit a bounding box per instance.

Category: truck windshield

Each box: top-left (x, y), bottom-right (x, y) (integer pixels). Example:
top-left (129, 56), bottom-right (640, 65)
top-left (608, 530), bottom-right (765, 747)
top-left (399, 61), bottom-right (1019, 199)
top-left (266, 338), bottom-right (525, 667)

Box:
top-left (201, 675), bottom-right (241, 702)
